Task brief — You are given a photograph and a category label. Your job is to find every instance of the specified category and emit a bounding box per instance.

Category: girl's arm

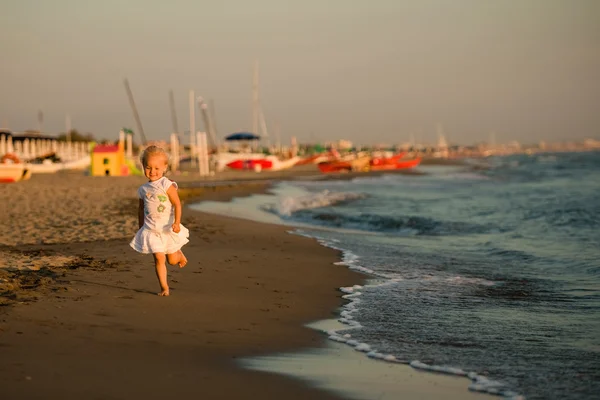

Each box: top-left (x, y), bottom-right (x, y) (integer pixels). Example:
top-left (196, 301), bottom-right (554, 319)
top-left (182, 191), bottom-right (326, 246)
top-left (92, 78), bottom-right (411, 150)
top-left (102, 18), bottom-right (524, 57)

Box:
top-left (138, 199), bottom-right (144, 229)
top-left (167, 184), bottom-right (182, 233)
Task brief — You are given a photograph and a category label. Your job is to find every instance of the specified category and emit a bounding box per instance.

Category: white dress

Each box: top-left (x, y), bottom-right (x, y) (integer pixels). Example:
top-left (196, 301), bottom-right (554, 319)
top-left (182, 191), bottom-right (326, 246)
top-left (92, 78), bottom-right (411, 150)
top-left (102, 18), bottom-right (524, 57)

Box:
top-left (130, 177), bottom-right (190, 254)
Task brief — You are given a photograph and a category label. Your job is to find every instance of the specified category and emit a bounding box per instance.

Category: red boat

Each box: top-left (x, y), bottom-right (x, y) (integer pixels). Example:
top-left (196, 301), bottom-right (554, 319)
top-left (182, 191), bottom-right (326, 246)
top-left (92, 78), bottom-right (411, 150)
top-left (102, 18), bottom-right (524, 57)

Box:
top-left (226, 159), bottom-right (273, 171)
top-left (369, 157), bottom-right (421, 171)
top-left (370, 152), bottom-right (406, 167)
top-left (317, 156), bottom-right (371, 174)
top-left (317, 160), bottom-right (353, 173)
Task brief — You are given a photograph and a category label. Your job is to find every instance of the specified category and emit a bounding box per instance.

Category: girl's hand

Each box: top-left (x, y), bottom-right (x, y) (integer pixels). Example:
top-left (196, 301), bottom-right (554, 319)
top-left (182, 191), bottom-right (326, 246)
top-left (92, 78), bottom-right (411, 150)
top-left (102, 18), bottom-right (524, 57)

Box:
top-left (172, 223), bottom-right (181, 233)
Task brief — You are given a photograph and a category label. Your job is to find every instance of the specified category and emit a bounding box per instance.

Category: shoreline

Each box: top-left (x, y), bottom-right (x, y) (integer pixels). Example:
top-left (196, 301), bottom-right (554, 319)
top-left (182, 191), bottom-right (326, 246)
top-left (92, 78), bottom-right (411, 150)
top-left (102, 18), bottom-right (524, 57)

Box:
top-left (1, 169), bottom-right (491, 400)
top-left (183, 179), bottom-right (497, 400)
top-left (0, 172), bottom-right (364, 400)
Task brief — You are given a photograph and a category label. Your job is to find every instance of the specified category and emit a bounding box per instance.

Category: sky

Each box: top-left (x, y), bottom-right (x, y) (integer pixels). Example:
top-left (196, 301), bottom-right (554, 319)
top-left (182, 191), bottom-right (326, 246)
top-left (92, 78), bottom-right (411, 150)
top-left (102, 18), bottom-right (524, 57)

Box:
top-left (1, 0), bottom-right (599, 146)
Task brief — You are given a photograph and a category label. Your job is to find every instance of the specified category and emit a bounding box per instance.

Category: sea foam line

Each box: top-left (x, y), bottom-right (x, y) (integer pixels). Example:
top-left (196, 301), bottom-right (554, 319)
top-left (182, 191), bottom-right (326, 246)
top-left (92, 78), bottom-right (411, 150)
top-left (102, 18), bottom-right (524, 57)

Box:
top-left (263, 190), bottom-right (366, 217)
top-left (292, 229), bottom-right (525, 399)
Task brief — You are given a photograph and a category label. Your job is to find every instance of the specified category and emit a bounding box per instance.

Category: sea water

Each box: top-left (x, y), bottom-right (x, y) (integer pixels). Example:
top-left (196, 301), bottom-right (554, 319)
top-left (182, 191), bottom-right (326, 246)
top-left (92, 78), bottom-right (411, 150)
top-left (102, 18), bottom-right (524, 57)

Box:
top-left (190, 151), bottom-right (600, 399)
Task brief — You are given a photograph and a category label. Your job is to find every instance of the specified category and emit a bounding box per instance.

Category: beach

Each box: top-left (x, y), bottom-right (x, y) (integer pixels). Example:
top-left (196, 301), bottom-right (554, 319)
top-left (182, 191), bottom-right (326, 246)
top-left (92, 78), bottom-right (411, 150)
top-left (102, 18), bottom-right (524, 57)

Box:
top-left (0, 170), bottom-right (492, 400)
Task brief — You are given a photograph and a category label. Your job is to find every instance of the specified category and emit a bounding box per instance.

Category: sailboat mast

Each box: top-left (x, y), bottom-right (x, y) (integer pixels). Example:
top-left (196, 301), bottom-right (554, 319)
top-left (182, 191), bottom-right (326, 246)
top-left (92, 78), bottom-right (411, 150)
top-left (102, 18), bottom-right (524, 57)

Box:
top-left (169, 89), bottom-right (179, 134)
top-left (258, 107), bottom-right (270, 148)
top-left (189, 89), bottom-right (196, 167)
top-left (274, 121), bottom-right (281, 154)
top-left (252, 60), bottom-right (259, 135)
top-left (209, 99), bottom-right (219, 144)
top-left (197, 96), bottom-right (217, 149)
top-left (66, 114), bottom-right (71, 143)
top-left (123, 78), bottom-right (148, 145)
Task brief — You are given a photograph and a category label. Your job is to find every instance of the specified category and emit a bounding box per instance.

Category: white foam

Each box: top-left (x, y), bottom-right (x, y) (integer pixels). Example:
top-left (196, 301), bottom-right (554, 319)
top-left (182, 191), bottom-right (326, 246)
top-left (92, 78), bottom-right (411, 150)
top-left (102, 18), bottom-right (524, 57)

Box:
top-left (328, 280), bottom-right (522, 398)
top-left (294, 230), bottom-right (509, 396)
top-left (296, 231), bottom-right (378, 275)
top-left (241, 319), bottom-right (499, 400)
top-left (267, 190), bottom-right (366, 217)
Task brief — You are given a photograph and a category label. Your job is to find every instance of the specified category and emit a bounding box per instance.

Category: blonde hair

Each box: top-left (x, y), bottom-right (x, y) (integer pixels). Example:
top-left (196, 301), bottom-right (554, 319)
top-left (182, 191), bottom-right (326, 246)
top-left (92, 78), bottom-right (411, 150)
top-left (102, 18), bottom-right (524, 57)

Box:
top-left (140, 145), bottom-right (169, 167)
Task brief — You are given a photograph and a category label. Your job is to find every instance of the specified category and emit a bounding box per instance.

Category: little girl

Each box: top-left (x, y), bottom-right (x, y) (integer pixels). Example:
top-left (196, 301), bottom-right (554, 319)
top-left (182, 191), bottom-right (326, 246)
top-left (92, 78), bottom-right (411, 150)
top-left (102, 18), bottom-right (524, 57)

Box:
top-left (130, 145), bottom-right (189, 296)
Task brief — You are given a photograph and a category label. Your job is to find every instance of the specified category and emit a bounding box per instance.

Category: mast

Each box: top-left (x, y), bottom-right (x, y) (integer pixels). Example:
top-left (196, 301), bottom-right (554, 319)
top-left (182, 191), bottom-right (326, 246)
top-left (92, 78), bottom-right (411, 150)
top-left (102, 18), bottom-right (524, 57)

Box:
top-left (66, 114), bottom-right (71, 143)
top-left (274, 121), bottom-right (281, 154)
top-left (197, 96), bottom-right (218, 149)
top-left (208, 99), bottom-right (219, 144)
top-left (123, 78), bottom-right (148, 145)
top-left (258, 106), bottom-right (270, 148)
top-left (437, 123), bottom-right (448, 148)
top-left (37, 109), bottom-right (44, 133)
top-left (189, 89), bottom-right (196, 167)
top-left (252, 59), bottom-right (259, 135)
top-left (169, 89), bottom-right (179, 134)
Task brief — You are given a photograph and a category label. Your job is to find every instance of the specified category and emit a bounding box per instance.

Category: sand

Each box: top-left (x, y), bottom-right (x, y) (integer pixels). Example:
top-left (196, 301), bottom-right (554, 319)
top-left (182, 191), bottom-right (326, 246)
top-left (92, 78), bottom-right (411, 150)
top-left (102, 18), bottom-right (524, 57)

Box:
top-left (0, 169), bottom-right (490, 400)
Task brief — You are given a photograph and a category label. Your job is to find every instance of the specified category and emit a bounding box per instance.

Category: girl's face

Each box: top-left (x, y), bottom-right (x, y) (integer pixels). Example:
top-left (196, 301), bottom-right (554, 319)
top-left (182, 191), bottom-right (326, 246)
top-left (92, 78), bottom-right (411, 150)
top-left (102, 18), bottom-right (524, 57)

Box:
top-left (144, 154), bottom-right (168, 182)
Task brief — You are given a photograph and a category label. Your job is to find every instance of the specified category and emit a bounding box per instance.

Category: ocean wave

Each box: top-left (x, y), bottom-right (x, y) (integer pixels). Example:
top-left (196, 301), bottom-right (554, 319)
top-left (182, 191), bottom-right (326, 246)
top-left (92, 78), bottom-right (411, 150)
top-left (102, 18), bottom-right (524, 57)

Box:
top-left (290, 211), bottom-right (500, 236)
top-left (261, 190), bottom-right (366, 217)
top-left (329, 283), bottom-right (524, 399)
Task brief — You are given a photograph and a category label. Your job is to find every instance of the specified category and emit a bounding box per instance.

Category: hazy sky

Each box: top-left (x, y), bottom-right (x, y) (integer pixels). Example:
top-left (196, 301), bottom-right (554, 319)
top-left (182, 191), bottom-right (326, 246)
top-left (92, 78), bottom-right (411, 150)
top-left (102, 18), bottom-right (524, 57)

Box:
top-left (1, 0), bottom-right (599, 146)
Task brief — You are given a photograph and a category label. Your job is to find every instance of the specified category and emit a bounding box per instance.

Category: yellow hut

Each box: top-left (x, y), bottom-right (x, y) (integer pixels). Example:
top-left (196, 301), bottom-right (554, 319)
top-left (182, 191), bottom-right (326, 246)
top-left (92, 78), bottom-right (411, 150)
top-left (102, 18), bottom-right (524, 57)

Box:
top-left (91, 144), bottom-right (129, 176)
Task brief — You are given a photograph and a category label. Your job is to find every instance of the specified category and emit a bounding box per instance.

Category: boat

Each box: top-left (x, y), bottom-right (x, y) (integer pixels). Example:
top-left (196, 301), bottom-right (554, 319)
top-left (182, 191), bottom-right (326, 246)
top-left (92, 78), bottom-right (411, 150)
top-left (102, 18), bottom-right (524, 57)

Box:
top-left (212, 152), bottom-right (272, 172)
top-left (226, 155), bottom-right (300, 172)
top-left (226, 158), bottom-right (273, 171)
top-left (318, 154), bottom-right (421, 173)
top-left (296, 150), bottom-right (339, 165)
top-left (317, 160), bottom-right (353, 173)
top-left (369, 157), bottom-right (422, 171)
top-left (26, 155), bottom-right (91, 174)
top-left (0, 153), bottom-right (32, 183)
top-left (369, 152), bottom-right (406, 167)
top-left (317, 155), bottom-right (371, 173)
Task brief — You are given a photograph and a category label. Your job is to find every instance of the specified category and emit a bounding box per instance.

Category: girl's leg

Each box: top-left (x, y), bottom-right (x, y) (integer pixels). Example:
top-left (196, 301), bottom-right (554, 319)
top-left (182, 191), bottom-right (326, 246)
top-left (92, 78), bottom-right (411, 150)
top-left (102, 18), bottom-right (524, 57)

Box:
top-left (167, 250), bottom-right (188, 268)
top-left (152, 252), bottom-right (169, 296)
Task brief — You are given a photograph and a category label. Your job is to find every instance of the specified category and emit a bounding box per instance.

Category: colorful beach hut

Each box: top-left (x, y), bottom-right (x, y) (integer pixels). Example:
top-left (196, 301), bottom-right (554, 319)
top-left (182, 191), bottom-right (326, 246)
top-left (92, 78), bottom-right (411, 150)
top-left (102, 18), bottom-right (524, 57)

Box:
top-left (91, 144), bottom-right (129, 176)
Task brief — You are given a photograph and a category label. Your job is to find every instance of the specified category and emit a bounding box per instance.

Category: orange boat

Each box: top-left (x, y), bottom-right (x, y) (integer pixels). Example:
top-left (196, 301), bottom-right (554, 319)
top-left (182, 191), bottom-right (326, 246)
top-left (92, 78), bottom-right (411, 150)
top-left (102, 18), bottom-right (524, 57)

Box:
top-left (370, 152), bottom-right (405, 166)
top-left (317, 160), bottom-right (353, 173)
top-left (317, 156), bottom-right (371, 174)
top-left (369, 157), bottom-right (421, 171)
top-left (226, 159), bottom-right (273, 171)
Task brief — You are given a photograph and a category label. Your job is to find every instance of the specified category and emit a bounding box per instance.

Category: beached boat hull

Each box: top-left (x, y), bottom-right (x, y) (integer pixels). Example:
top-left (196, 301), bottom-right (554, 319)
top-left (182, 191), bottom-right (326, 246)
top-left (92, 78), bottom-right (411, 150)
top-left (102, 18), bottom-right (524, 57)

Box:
top-left (212, 152), bottom-right (269, 172)
top-left (370, 152), bottom-right (406, 167)
top-left (226, 156), bottom-right (300, 172)
top-left (318, 156), bottom-right (371, 173)
top-left (0, 163), bottom-right (31, 183)
top-left (369, 157), bottom-right (422, 171)
top-left (26, 156), bottom-right (91, 174)
top-left (317, 161), bottom-right (352, 173)
top-left (227, 159), bottom-right (273, 171)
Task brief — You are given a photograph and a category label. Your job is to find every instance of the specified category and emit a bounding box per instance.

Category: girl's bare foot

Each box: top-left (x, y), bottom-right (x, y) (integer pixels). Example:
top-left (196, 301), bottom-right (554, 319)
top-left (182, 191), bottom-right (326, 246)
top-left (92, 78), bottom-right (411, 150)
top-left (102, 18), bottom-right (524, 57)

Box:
top-left (158, 289), bottom-right (170, 296)
top-left (167, 250), bottom-right (188, 268)
top-left (178, 251), bottom-right (188, 268)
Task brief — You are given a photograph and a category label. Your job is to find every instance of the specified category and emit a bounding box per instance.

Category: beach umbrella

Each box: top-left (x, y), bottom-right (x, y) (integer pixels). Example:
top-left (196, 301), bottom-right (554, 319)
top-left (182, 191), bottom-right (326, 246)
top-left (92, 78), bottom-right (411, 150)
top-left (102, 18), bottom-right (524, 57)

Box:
top-left (225, 132), bottom-right (260, 141)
